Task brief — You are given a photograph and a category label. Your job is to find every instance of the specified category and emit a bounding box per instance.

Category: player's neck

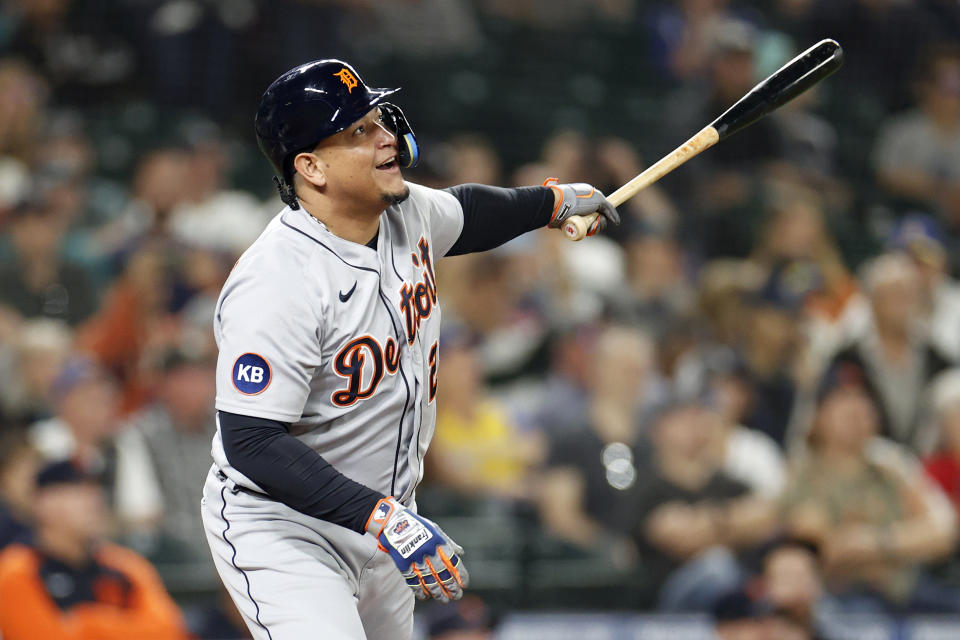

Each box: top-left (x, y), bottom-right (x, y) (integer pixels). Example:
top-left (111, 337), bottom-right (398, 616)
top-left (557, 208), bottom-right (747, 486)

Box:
top-left (300, 197), bottom-right (382, 246)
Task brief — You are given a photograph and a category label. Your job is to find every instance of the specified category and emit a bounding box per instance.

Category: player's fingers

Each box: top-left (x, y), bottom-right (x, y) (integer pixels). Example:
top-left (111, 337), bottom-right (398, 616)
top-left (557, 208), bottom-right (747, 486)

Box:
top-left (428, 554), bottom-right (462, 601)
top-left (601, 199), bottom-right (621, 226)
top-left (436, 549), bottom-right (467, 599)
top-left (586, 216), bottom-right (603, 237)
top-left (423, 557), bottom-right (455, 602)
top-left (437, 549), bottom-right (466, 588)
top-left (408, 567), bottom-right (430, 601)
top-left (416, 559), bottom-right (451, 602)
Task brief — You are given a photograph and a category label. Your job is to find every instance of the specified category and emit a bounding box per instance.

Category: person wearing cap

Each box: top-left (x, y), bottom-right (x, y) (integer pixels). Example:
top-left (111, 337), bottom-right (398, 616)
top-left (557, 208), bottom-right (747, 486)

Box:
top-left (0, 459), bottom-right (189, 639)
top-left (663, 17), bottom-right (782, 260)
top-left (29, 357), bottom-right (122, 476)
top-left (888, 214), bottom-right (960, 362)
top-left (736, 263), bottom-right (809, 448)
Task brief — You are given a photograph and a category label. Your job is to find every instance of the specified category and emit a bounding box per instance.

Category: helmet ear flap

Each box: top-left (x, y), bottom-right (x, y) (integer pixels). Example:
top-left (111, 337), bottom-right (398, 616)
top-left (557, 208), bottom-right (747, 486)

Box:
top-left (380, 103), bottom-right (419, 168)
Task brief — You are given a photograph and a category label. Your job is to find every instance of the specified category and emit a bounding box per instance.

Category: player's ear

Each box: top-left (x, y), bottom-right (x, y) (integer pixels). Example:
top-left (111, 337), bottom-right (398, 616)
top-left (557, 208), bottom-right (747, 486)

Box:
top-left (293, 151), bottom-right (327, 189)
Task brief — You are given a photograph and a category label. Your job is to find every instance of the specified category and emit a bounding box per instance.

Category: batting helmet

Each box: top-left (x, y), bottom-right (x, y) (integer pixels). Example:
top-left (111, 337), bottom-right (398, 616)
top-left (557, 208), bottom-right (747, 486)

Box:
top-left (254, 59), bottom-right (420, 209)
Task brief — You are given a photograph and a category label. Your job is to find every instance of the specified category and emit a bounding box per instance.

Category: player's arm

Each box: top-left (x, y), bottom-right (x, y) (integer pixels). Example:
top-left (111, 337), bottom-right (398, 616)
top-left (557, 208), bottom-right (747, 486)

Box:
top-left (442, 182), bottom-right (619, 256)
top-left (219, 411), bottom-right (469, 602)
top-left (219, 411), bottom-right (383, 532)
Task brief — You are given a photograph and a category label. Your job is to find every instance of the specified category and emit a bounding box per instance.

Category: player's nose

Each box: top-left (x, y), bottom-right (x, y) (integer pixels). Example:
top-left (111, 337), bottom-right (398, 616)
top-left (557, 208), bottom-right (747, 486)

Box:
top-left (374, 119), bottom-right (397, 147)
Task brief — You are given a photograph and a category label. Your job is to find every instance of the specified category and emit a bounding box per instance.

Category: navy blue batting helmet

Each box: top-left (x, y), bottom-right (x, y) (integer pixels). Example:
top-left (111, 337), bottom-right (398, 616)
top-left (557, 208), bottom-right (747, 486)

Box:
top-left (254, 59), bottom-right (419, 208)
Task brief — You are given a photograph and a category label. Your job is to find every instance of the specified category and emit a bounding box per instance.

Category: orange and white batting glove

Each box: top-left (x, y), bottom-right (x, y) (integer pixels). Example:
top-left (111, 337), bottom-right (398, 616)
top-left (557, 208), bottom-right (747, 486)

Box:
top-left (543, 178), bottom-right (621, 236)
top-left (366, 497), bottom-right (469, 602)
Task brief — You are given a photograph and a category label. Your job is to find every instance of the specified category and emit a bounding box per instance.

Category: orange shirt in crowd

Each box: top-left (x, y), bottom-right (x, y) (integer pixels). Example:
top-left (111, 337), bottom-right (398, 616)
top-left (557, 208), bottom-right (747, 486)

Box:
top-left (0, 543), bottom-right (189, 640)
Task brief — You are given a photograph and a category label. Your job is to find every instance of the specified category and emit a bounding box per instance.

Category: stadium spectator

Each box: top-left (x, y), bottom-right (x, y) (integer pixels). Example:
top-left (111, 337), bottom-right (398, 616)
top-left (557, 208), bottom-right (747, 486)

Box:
top-left (736, 265), bottom-right (806, 447)
top-left (441, 251), bottom-right (551, 384)
top-left (780, 372), bottom-right (958, 612)
top-left (0, 459), bottom-right (189, 640)
top-left (538, 325), bottom-right (659, 550)
top-left (697, 259), bottom-right (765, 350)
top-left (0, 430), bottom-right (37, 551)
top-left (609, 227), bottom-right (694, 337)
top-left (665, 18), bottom-right (782, 259)
top-left (887, 214), bottom-right (960, 361)
top-left (0, 318), bottom-right (72, 425)
top-left (166, 128), bottom-right (270, 255)
top-left (527, 323), bottom-right (598, 437)
top-left (630, 401), bottom-right (774, 611)
top-left (0, 193), bottom-right (98, 326)
top-left (429, 335), bottom-right (543, 500)
top-left (29, 358), bottom-right (121, 484)
top-left (593, 137), bottom-right (679, 237)
top-left (645, 1), bottom-right (751, 82)
top-left (874, 45), bottom-right (960, 221)
top-left (705, 370), bottom-right (786, 498)
top-left (438, 134), bottom-right (503, 187)
top-left (77, 241), bottom-right (179, 413)
top-left (0, 59), bottom-right (47, 163)
top-left (824, 253), bottom-right (954, 454)
top-left (750, 188), bottom-right (863, 366)
top-left (114, 349), bottom-right (216, 564)
top-left (758, 538), bottom-right (841, 640)
top-left (95, 149), bottom-right (193, 255)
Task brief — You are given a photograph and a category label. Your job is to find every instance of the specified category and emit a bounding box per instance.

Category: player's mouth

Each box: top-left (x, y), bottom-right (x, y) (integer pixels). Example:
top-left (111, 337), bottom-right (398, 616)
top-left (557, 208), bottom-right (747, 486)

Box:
top-left (376, 155), bottom-right (399, 172)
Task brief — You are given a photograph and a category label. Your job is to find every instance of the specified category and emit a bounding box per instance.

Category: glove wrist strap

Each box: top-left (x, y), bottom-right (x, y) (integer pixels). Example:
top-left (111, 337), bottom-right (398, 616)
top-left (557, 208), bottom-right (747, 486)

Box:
top-left (365, 496), bottom-right (400, 538)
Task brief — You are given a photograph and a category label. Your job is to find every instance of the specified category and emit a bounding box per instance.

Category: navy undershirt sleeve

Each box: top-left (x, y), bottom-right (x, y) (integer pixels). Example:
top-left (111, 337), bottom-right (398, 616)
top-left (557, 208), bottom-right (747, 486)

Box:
top-left (444, 184), bottom-right (554, 256)
top-left (218, 410), bottom-right (383, 533)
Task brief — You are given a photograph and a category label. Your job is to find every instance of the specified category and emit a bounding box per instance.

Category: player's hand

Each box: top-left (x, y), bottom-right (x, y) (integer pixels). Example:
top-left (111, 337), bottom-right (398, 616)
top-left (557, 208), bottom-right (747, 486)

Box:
top-left (543, 178), bottom-right (621, 236)
top-left (365, 497), bottom-right (469, 602)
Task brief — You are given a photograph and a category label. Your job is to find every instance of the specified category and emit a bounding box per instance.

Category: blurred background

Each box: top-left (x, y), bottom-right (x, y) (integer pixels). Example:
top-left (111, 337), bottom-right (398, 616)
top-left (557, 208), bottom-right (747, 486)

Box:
top-left (1, 0), bottom-right (960, 638)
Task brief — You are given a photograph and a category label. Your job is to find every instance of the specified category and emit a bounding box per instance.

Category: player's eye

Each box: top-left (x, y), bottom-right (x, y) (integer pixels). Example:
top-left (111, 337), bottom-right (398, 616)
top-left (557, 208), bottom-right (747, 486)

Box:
top-left (354, 125), bottom-right (365, 136)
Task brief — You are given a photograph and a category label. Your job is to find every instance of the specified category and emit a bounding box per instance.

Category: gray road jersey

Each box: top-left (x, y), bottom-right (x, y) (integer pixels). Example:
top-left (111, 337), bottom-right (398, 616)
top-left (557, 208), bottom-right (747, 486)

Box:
top-left (211, 182), bottom-right (464, 504)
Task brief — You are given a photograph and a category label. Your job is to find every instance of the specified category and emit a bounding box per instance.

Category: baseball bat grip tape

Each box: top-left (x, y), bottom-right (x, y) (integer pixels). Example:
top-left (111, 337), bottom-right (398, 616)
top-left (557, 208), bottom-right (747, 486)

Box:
top-left (562, 125), bottom-right (721, 241)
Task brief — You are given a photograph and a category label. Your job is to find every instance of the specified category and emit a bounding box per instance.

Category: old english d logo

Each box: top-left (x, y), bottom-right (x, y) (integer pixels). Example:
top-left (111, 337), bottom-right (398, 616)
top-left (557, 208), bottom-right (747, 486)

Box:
top-left (334, 68), bottom-right (358, 93)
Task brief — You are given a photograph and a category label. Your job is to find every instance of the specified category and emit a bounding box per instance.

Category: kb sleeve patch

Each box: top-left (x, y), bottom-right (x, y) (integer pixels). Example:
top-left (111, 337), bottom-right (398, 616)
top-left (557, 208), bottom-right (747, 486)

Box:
top-left (232, 353), bottom-right (273, 395)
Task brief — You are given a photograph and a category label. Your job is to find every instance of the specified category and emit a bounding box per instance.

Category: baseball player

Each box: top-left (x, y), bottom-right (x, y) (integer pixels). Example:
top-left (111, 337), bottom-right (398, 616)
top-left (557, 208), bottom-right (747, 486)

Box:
top-left (200, 59), bottom-right (620, 640)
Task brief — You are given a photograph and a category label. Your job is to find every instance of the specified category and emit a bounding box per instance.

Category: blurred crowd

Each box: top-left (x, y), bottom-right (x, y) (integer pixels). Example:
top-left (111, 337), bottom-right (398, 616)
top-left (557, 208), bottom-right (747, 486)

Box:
top-left (1, 0), bottom-right (960, 638)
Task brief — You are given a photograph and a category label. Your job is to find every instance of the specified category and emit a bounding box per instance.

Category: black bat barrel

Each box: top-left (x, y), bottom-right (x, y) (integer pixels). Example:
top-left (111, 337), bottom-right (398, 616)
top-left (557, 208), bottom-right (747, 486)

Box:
top-left (710, 39), bottom-right (843, 142)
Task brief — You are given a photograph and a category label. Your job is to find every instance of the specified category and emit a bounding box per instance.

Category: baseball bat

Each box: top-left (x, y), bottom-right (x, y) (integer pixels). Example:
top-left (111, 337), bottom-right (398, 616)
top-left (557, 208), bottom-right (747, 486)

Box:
top-left (563, 38), bottom-right (844, 241)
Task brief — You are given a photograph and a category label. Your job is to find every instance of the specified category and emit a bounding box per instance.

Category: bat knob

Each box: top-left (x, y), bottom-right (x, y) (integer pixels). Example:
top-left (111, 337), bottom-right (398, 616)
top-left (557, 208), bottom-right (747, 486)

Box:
top-left (563, 216), bottom-right (589, 242)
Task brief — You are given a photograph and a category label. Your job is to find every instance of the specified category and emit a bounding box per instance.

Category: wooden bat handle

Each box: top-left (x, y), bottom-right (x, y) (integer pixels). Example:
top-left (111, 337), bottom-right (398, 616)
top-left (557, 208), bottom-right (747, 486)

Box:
top-left (562, 126), bottom-right (721, 241)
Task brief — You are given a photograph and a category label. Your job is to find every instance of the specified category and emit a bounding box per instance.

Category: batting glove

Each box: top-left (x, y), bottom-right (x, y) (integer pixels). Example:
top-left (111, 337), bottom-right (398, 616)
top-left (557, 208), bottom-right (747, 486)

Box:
top-left (543, 178), bottom-right (621, 236)
top-left (365, 497), bottom-right (469, 602)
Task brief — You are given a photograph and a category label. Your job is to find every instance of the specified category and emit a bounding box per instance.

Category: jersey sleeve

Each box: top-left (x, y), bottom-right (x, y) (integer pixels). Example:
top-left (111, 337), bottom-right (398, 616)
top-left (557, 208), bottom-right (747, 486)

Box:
top-left (215, 256), bottom-right (324, 423)
top-left (409, 183), bottom-right (465, 258)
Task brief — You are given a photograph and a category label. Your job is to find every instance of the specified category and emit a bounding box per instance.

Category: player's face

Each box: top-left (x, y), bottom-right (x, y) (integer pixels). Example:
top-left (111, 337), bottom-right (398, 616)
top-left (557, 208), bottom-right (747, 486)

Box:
top-left (315, 107), bottom-right (409, 209)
